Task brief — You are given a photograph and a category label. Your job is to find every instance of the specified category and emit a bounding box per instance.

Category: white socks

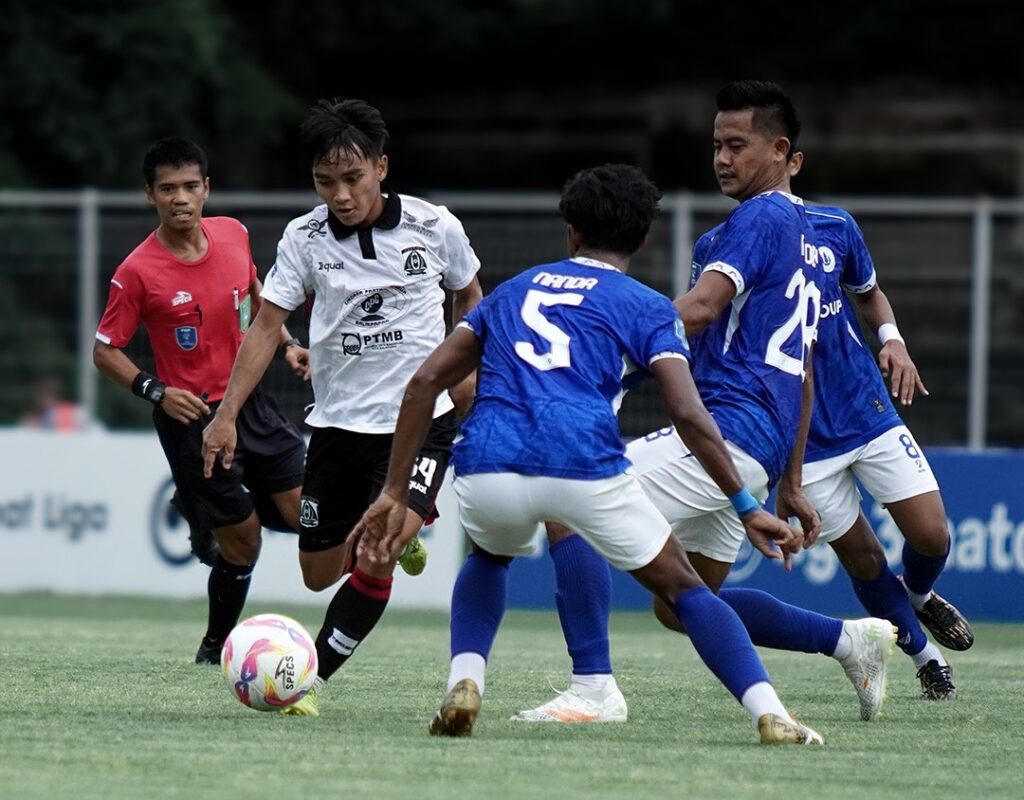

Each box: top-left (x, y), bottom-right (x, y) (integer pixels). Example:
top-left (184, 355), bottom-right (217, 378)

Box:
top-left (448, 652), bottom-right (487, 695)
top-left (570, 673), bottom-right (616, 693)
top-left (740, 681), bottom-right (790, 728)
top-left (910, 642), bottom-right (947, 669)
top-left (832, 623), bottom-right (854, 661)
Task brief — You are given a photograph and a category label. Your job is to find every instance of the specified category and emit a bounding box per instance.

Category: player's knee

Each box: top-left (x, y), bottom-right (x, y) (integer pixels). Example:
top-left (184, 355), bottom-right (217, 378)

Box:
top-left (904, 522), bottom-right (951, 557)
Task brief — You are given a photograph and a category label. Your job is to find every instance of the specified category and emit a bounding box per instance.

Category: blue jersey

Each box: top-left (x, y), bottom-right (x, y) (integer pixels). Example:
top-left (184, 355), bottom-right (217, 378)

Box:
top-left (689, 192), bottom-right (820, 486)
top-left (454, 257), bottom-right (690, 480)
top-left (803, 205), bottom-right (901, 461)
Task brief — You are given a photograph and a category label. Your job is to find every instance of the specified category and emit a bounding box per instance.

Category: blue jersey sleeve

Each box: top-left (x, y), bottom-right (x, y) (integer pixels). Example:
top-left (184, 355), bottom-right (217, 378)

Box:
top-left (839, 213), bottom-right (876, 294)
top-left (700, 200), bottom-right (781, 295)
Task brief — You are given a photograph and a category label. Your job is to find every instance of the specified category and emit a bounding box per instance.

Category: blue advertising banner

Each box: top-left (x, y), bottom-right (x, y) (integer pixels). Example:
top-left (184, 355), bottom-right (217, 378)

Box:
top-left (506, 448), bottom-right (1024, 621)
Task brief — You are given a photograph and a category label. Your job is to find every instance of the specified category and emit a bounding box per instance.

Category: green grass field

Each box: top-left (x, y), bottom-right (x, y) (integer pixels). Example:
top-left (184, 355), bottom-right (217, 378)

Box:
top-left (2, 593), bottom-right (1021, 800)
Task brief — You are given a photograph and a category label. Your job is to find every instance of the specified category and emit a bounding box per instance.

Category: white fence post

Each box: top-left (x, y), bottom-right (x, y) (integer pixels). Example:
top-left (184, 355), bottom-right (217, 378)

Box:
top-left (78, 188), bottom-right (99, 417)
top-left (968, 196), bottom-right (993, 450)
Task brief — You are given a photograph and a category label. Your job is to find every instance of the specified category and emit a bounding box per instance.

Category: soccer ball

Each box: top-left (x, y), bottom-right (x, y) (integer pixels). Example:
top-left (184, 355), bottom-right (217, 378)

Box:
top-left (221, 613), bottom-right (318, 711)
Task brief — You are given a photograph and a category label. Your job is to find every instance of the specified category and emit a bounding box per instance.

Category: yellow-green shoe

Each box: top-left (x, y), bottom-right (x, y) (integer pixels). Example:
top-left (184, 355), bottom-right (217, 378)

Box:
top-left (281, 680), bottom-right (321, 717)
top-left (398, 536), bottom-right (428, 576)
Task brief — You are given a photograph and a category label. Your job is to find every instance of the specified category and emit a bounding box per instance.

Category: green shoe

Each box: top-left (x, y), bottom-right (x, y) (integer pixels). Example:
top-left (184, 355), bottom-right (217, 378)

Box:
top-left (398, 536), bottom-right (428, 576)
top-left (281, 680), bottom-right (320, 717)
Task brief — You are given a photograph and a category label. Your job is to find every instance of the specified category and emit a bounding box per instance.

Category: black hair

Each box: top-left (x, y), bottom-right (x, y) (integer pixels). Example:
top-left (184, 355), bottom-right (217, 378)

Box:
top-left (143, 137), bottom-right (208, 187)
top-left (300, 97), bottom-right (389, 166)
top-left (716, 80), bottom-right (801, 157)
top-left (558, 164), bottom-right (661, 256)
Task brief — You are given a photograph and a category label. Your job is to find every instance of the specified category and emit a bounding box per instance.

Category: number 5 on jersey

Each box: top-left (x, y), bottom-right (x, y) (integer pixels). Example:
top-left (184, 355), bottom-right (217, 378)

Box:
top-left (514, 289), bottom-right (585, 371)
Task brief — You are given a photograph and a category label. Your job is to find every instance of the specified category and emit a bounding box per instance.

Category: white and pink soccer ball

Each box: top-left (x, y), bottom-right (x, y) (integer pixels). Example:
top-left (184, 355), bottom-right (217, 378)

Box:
top-left (221, 613), bottom-right (318, 711)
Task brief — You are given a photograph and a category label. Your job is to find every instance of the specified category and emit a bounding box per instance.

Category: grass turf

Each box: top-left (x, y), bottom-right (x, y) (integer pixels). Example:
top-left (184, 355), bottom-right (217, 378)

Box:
top-left (1, 593), bottom-right (1021, 800)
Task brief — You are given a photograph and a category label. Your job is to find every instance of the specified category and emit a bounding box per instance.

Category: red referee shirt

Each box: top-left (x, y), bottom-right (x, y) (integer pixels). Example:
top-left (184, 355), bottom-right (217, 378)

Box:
top-left (96, 217), bottom-right (258, 402)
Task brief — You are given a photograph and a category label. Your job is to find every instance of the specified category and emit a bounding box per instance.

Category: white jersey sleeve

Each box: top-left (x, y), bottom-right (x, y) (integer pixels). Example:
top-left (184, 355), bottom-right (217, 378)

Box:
top-left (261, 220), bottom-right (312, 311)
top-left (437, 205), bottom-right (481, 291)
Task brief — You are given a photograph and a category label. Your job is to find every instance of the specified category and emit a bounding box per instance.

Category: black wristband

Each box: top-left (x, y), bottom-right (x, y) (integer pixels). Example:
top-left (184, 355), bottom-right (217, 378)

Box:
top-left (131, 371), bottom-right (167, 405)
top-left (281, 337), bottom-right (300, 354)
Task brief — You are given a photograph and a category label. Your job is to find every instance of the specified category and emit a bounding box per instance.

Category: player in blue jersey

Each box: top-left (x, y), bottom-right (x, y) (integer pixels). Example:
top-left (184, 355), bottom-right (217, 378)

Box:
top-left (769, 149), bottom-right (969, 700)
top-left (352, 163), bottom-right (825, 745)
top-left (519, 81), bottom-right (897, 726)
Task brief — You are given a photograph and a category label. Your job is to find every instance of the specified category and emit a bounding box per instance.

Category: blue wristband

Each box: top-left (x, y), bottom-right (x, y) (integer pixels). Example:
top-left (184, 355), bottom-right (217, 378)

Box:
top-left (729, 488), bottom-right (760, 518)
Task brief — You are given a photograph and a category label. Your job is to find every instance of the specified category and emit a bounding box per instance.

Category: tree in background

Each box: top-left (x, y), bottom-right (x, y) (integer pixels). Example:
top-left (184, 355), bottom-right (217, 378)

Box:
top-left (0, 0), bottom-right (300, 188)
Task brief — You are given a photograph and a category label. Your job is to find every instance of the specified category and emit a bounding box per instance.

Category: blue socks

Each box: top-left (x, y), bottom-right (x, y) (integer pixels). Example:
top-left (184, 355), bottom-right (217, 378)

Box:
top-left (550, 534), bottom-right (613, 675)
top-left (849, 564), bottom-right (926, 655)
top-left (718, 587), bottom-right (843, 655)
top-left (450, 550), bottom-right (511, 659)
top-left (674, 586), bottom-right (770, 701)
top-left (901, 541), bottom-right (949, 596)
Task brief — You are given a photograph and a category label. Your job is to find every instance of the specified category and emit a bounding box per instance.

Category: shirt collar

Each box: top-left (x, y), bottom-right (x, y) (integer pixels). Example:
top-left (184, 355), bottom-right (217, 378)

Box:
top-left (326, 192), bottom-right (402, 239)
top-left (570, 256), bottom-right (622, 272)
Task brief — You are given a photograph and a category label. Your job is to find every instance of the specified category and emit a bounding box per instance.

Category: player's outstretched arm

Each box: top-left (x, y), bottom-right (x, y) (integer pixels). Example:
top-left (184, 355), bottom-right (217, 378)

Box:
top-left (651, 357), bottom-right (802, 568)
top-left (352, 326), bottom-right (482, 564)
top-left (93, 341), bottom-right (210, 424)
top-left (672, 270), bottom-right (736, 337)
top-left (851, 285), bottom-right (928, 406)
top-left (201, 299), bottom-right (290, 476)
top-left (447, 277), bottom-right (484, 418)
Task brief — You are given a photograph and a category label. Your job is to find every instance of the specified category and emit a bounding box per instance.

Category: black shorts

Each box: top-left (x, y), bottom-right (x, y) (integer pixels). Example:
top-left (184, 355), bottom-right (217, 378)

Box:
top-left (154, 388), bottom-right (306, 532)
top-left (298, 410), bottom-right (458, 552)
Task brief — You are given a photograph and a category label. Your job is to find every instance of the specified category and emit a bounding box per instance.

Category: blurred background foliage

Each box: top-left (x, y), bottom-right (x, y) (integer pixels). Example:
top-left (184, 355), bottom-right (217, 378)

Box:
top-left (1, 0), bottom-right (1020, 193)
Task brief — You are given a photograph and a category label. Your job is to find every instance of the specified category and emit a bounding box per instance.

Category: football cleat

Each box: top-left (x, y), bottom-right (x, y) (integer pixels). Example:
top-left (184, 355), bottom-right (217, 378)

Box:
top-left (838, 618), bottom-right (897, 721)
top-left (912, 590), bottom-right (975, 651)
top-left (398, 536), bottom-right (429, 576)
top-left (757, 713), bottom-right (824, 745)
top-left (280, 680), bottom-right (321, 717)
top-left (429, 679), bottom-right (481, 737)
top-left (195, 638), bottom-right (222, 665)
top-left (917, 660), bottom-right (957, 701)
top-left (512, 684), bottom-right (628, 723)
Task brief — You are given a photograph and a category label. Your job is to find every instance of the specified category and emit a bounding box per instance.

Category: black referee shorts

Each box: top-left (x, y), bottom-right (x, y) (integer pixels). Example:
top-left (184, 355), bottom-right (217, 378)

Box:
top-left (297, 410), bottom-right (458, 553)
top-left (154, 388), bottom-right (306, 533)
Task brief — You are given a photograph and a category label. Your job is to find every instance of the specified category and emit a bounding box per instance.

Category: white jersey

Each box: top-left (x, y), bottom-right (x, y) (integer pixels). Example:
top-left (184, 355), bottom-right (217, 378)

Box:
top-left (262, 193), bottom-right (480, 432)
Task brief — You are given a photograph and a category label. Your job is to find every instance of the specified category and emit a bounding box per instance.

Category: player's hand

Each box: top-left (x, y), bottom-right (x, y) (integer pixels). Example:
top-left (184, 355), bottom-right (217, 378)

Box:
top-left (347, 490), bottom-right (410, 565)
top-left (775, 482), bottom-right (821, 547)
top-left (449, 372), bottom-right (477, 420)
top-left (161, 387), bottom-right (211, 424)
top-left (741, 509), bottom-right (803, 572)
top-left (201, 412), bottom-right (238, 477)
top-left (878, 340), bottom-right (928, 407)
top-left (284, 345), bottom-right (311, 381)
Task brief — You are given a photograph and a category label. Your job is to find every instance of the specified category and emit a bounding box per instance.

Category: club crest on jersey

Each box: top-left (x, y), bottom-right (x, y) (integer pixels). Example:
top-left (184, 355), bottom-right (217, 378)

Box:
top-left (402, 246), bottom-right (428, 276)
top-left (298, 217), bottom-right (329, 239)
top-left (171, 290), bottom-right (193, 307)
top-left (299, 497), bottom-right (319, 528)
top-left (175, 326), bottom-right (198, 351)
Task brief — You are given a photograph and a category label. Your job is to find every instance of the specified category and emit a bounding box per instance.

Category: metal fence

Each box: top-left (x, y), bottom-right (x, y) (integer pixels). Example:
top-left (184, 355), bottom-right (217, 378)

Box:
top-left (1, 190), bottom-right (1020, 448)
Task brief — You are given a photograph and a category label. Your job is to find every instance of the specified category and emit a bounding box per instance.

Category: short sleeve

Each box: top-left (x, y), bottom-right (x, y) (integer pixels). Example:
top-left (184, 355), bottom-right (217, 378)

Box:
top-left (438, 206), bottom-right (481, 291)
top-left (261, 228), bottom-right (310, 311)
top-left (839, 216), bottom-right (877, 294)
top-left (700, 201), bottom-right (779, 295)
top-left (628, 293), bottom-right (690, 369)
top-left (95, 264), bottom-right (144, 347)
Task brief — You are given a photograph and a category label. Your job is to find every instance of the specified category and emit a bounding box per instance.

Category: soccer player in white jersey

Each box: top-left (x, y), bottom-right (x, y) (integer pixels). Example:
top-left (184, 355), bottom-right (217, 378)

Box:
top-left (201, 98), bottom-right (483, 715)
top-left (770, 150), bottom-right (969, 700)
top-left (353, 163), bottom-right (825, 745)
top-left (521, 81), bottom-right (898, 726)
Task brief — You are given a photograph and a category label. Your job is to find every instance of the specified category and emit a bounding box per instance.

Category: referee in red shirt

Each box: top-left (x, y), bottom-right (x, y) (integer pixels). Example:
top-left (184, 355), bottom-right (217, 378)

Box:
top-left (94, 137), bottom-right (309, 664)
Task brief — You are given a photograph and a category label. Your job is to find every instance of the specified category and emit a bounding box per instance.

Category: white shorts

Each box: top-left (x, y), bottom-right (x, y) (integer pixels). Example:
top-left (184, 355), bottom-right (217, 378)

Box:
top-left (626, 429), bottom-right (770, 564)
top-left (452, 472), bottom-right (672, 572)
top-left (803, 425), bottom-right (940, 543)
